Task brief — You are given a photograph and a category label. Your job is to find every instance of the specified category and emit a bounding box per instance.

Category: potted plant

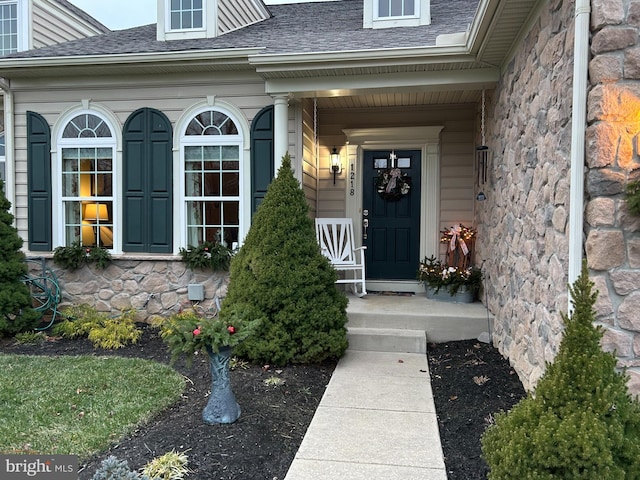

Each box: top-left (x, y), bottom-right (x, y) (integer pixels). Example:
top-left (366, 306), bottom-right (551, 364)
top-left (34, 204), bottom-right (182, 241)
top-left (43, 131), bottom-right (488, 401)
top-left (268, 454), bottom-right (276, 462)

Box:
top-left (156, 303), bottom-right (263, 424)
top-left (417, 256), bottom-right (482, 302)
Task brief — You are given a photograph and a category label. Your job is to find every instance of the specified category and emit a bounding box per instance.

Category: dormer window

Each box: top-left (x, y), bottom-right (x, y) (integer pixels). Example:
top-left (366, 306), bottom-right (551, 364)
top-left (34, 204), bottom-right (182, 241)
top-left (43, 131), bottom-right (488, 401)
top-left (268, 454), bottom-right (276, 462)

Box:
top-left (170, 0), bottom-right (203, 30)
top-left (157, 0), bottom-right (270, 42)
top-left (364, 0), bottom-right (430, 29)
top-left (0, 0), bottom-right (28, 56)
top-left (378, 0), bottom-right (415, 18)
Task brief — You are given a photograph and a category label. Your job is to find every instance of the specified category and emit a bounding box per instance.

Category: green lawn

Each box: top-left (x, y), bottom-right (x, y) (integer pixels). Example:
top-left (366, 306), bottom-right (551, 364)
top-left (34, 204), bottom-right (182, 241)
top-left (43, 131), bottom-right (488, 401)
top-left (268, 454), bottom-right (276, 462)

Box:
top-left (0, 354), bottom-right (185, 459)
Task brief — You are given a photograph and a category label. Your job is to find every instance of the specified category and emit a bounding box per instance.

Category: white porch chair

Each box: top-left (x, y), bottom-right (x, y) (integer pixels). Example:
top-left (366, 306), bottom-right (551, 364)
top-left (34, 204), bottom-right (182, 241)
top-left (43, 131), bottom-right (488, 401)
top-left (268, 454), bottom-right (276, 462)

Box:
top-left (315, 218), bottom-right (367, 297)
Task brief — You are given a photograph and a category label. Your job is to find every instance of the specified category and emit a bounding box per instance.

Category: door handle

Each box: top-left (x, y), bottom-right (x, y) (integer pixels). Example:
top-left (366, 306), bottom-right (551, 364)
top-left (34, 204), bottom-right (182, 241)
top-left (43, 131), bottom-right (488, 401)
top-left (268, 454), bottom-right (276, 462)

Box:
top-left (363, 218), bottom-right (369, 240)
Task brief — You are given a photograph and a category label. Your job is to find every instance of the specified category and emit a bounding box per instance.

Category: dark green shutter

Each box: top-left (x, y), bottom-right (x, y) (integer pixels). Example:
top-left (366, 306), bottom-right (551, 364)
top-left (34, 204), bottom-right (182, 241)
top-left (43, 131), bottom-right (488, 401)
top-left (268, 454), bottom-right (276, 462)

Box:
top-left (27, 111), bottom-right (52, 251)
top-left (123, 108), bottom-right (173, 253)
top-left (250, 105), bottom-right (274, 214)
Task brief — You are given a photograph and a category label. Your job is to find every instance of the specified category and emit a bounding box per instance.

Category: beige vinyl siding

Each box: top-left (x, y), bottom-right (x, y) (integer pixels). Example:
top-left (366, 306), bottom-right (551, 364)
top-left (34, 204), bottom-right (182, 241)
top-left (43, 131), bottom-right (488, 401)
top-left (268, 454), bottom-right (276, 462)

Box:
top-left (317, 104), bottom-right (476, 226)
top-left (32, 0), bottom-right (107, 49)
top-left (218, 0), bottom-right (269, 34)
top-left (439, 128), bottom-right (475, 259)
top-left (440, 130), bottom-right (475, 228)
top-left (300, 98), bottom-right (317, 217)
top-left (10, 71), bottom-right (274, 246)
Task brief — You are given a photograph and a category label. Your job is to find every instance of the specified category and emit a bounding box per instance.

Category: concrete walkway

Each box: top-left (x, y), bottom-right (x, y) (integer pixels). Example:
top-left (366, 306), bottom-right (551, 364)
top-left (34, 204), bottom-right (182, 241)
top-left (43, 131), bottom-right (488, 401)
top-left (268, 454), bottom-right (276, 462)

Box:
top-left (284, 349), bottom-right (447, 480)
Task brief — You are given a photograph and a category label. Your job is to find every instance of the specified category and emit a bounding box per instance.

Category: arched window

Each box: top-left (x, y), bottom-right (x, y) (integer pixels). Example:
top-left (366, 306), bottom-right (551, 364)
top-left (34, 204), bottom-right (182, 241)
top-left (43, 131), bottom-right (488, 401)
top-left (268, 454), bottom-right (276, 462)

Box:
top-left (182, 109), bottom-right (241, 249)
top-left (58, 113), bottom-right (115, 249)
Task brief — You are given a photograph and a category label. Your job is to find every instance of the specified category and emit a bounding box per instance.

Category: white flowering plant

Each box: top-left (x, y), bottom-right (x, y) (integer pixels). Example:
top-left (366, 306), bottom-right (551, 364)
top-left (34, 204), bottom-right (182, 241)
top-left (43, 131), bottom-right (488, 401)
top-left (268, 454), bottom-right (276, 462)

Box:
top-left (417, 256), bottom-right (482, 298)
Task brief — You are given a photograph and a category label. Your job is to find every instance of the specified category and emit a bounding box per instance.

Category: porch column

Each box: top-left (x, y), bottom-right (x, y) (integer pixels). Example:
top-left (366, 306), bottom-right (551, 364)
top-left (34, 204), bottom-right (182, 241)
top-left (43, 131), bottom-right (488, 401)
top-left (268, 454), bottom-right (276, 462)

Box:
top-left (272, 94), bottom-right (288, 172)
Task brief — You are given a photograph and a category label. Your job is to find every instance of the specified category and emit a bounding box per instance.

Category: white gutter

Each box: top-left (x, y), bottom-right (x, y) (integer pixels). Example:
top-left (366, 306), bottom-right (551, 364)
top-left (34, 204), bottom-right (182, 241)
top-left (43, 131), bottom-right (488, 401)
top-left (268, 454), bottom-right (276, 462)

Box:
top-left (568, 0), bottom-right (590, 290)
top-left (0, 78), bottom-right (14, 216)
top-left (0, 47), bottom-right (265, 70)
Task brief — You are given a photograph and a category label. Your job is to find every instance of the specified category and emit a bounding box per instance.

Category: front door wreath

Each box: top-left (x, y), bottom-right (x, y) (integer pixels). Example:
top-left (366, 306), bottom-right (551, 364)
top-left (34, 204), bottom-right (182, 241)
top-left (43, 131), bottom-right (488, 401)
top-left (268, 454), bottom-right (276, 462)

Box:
top-left (376, 167), bottom-right (411, 201)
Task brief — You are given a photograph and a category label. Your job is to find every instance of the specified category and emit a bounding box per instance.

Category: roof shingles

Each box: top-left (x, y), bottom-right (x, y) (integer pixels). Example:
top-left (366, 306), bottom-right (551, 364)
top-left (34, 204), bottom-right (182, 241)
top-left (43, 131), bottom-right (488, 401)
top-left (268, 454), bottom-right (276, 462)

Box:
top-left (9, 0), bottom-right (478, 59)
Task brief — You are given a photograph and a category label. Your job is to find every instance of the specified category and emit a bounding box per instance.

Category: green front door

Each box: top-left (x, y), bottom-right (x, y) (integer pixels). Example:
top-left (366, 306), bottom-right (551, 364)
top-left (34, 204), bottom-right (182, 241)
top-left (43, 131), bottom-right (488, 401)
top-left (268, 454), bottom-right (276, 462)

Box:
top-left (362, 150), bottom-right (421, 280)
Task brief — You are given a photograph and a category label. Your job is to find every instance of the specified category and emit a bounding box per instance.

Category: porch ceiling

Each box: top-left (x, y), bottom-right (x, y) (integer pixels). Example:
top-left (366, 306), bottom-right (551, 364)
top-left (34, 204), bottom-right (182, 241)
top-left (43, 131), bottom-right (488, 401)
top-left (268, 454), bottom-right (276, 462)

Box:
top-left (315, 89), bottom-right (482, 108)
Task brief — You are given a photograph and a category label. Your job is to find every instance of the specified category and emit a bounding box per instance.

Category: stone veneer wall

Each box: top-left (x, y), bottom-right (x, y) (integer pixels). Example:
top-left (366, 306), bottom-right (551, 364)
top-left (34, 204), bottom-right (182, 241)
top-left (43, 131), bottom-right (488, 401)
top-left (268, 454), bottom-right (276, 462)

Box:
top-left (31, 257), bottom-right (229, 322)
top-left (476, 0), bottom-right (575, 391)
top-left (479, 0), bottom-right (640, 396)
top-left (585, 0), bottom-right (640, 393)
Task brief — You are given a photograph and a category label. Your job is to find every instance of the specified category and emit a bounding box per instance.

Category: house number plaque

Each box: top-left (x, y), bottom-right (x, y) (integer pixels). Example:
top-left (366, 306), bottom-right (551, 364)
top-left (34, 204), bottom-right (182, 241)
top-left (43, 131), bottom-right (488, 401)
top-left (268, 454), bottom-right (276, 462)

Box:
top-left (349, 163), bottom-right (355, 196)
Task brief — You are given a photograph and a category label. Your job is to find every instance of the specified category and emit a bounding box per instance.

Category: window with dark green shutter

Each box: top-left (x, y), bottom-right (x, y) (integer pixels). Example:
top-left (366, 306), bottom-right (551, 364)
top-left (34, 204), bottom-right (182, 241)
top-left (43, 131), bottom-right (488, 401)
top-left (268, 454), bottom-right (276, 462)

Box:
top-left (58, 112), bottom-right (115, 250)
top-left (181, 108), bottom-right (242, 249)
top-left (123, 108), bottom-right (173, 253)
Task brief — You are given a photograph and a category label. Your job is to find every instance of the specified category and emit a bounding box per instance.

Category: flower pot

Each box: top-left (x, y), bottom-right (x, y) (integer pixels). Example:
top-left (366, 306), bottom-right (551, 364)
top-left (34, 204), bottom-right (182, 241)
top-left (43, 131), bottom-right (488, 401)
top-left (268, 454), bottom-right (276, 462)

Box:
top-left (203, 346), bottom-right (241, 424)
top-left (425, 285), bottom-right (475, 303)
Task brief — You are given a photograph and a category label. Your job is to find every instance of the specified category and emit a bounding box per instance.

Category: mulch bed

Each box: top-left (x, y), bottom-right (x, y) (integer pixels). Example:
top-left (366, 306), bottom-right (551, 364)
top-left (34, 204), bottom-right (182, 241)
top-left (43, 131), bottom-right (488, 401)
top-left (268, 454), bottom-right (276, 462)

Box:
top-left (1, 328), bottom-right (526, 480)
top-left (427, 340), bottom-right (527, 480)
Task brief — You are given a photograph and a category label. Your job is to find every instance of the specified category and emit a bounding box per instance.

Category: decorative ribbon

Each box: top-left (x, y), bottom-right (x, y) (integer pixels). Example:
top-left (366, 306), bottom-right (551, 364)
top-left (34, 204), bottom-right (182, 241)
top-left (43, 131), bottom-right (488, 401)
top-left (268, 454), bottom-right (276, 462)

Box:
top-left (449, 225), bottom-right (469, 255)
top-left (386, 168), bottom-right (402, 193)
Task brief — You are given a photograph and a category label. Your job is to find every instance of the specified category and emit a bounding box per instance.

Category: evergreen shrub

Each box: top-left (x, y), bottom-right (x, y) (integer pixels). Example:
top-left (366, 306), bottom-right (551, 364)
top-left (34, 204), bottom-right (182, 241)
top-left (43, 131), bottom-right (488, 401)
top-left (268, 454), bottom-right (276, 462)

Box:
top-left (0, 180), bottom-right (40, 335)
top-left (626, 180), bottom-right (640, 216)
top-left (481, 262), bottom-right (640, 479)
top-left (91, 456), bottom-right (150, 480)
top-left (222, 154), bottom-right (348, 365)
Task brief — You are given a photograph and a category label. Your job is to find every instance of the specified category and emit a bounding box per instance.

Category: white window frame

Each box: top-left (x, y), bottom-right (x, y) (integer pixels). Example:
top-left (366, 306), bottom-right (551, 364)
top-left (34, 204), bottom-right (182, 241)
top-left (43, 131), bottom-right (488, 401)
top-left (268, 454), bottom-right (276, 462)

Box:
top-left (179, 106), bottom-right (244, 250)
top-left (363, 0), bottom-right (430, 29)
top-left (159, 0), bottom-right (216, 41)
top-left (0, 0), bottom-right (28, 56)
top-left (54, 111), bottom-right (118, 252)
top-left (167, 0), bottom-right (204, 31)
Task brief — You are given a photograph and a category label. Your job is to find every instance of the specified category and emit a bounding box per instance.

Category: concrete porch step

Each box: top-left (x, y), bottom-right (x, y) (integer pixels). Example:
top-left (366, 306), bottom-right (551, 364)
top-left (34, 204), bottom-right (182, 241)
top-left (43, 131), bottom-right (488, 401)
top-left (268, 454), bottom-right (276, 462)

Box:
top-left (345, 293), bottom-right (493, 353)
top-left (347, 327), bottom-right (427, 354)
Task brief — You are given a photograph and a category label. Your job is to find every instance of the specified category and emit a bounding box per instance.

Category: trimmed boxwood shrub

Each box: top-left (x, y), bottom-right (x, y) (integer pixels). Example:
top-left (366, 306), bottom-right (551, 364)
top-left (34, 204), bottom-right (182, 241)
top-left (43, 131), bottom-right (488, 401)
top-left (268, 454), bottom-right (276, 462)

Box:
top-left (0, 180), bottom-right (40, 335)
top-left (481, 262), bottom-right (640, 479)
top-left (221, 153), bottom-right (348, 365)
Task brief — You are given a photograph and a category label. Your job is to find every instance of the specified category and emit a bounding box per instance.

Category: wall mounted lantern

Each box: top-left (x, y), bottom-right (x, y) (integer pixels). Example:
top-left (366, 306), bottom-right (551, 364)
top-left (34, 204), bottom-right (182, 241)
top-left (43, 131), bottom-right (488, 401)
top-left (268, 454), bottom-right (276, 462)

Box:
top-left (330, 147), bottom-right (341, 184)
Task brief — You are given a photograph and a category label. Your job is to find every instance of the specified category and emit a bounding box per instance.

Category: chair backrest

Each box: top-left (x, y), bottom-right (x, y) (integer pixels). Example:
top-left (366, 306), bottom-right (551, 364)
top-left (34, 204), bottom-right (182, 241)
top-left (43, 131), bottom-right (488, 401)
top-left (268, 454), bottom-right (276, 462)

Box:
top-left (315, 218), bottom-right (358, 266)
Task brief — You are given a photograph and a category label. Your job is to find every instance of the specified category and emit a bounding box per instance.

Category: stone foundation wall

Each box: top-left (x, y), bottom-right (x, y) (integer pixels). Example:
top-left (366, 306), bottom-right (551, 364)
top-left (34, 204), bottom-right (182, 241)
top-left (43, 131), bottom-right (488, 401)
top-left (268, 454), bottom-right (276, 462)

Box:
top-left (586, 0), bottom-right (640, 393)
top-left (29, 256), bottom-right (229, 322)
top-left (477, 0), bottom-right (575, 391)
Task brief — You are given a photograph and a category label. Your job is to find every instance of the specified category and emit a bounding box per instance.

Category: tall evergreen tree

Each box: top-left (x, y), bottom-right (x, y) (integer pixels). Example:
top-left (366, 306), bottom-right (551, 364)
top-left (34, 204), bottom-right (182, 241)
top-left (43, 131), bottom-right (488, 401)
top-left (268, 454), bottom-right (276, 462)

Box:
top-left (222, 154), bottom-right (348, 365)
top-left (481, 262), bottom-right (640, 479)
top-left (0, 180), bottom-right (39, 335)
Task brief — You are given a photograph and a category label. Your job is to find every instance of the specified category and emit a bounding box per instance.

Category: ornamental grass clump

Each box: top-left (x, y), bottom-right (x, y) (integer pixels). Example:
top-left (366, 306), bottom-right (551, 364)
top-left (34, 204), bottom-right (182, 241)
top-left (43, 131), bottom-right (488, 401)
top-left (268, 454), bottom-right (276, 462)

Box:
top-left (156, 303), bottom-right (263, 365)
top-left (222, 153), bottom-right (348, 366)
top-left (481, 262), bottom-right (640, 479)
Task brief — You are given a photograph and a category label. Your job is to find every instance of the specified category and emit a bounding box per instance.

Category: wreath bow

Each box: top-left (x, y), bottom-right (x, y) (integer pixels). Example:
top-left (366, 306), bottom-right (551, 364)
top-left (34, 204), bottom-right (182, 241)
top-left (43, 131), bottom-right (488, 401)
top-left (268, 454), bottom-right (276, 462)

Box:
top-left (386, 168), bottom-right (402, 193)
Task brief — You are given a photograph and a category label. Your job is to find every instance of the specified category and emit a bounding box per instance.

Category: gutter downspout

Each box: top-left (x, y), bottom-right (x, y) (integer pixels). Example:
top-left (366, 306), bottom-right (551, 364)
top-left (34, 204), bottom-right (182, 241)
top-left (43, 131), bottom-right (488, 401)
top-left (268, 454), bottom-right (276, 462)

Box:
top-left (0, 78), bottom-right (14, 215)
top-left (568, 0), bottom-right (590, 293)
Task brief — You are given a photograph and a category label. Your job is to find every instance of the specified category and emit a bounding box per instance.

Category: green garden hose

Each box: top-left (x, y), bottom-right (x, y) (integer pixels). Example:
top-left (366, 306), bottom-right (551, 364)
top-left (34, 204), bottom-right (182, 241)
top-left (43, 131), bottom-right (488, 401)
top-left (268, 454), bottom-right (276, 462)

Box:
top-left (22, 258), bottom-right (62, 330)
